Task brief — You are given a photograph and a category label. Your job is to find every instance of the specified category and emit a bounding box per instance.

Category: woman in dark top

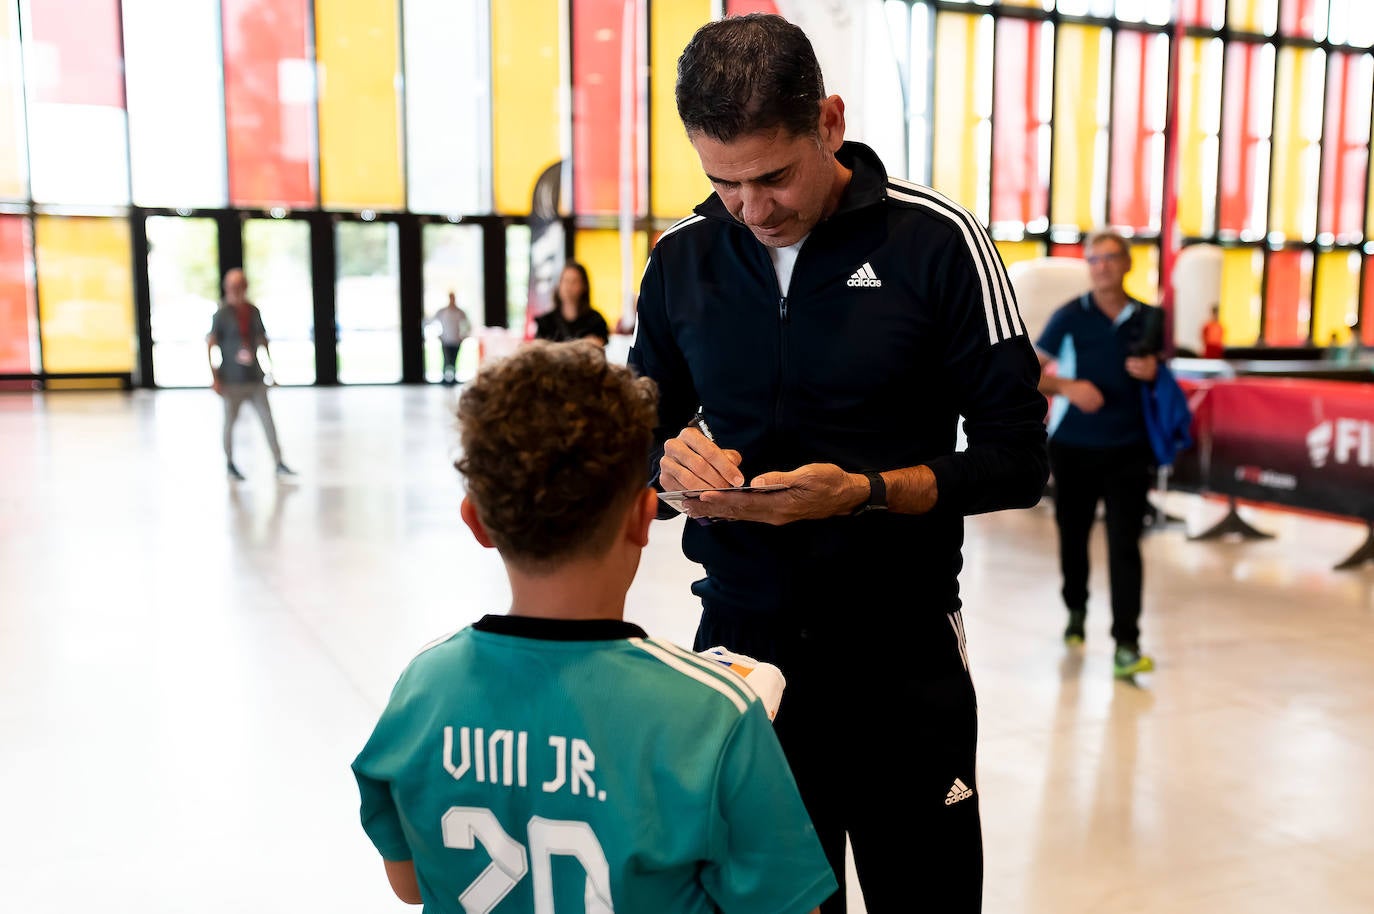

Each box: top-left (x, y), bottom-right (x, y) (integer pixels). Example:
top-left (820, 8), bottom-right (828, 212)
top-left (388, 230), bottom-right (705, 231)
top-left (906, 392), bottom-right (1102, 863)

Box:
top-left (534, 261), bottom-right (610, 346)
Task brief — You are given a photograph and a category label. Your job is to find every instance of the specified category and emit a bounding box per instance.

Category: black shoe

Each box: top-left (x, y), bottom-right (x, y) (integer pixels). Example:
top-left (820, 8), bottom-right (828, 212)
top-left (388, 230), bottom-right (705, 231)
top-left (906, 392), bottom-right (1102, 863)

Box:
top-left (1064, 609), bottom-right (1086, 645)
top-left (227, 462), bottom-right (245, 481)
top-left (275, 462), bottom-right (296, 477)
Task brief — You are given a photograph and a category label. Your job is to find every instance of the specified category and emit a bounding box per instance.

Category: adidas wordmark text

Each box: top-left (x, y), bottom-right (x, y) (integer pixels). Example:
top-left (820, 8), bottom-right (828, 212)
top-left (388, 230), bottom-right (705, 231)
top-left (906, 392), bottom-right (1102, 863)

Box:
top-left (847, 262), bottom-right (882, 288)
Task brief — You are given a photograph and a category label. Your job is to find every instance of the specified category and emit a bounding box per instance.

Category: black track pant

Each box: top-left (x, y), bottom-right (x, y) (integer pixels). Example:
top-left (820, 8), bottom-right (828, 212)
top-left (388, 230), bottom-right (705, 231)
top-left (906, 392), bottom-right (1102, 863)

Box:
top-left (1048, 441), bottom-right (1154, 647)
top-left (695, 606), bottom-right (983, 913)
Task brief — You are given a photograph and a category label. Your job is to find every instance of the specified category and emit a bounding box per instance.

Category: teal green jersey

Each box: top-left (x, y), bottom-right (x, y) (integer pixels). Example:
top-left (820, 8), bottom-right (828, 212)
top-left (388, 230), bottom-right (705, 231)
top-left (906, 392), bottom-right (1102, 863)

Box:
top-left (352, 616), bottom-right (835, 914)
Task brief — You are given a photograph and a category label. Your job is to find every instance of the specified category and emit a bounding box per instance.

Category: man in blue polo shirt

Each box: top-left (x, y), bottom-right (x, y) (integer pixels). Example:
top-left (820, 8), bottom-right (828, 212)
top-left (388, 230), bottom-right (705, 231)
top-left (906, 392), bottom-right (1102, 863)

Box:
top-left (1035, 229), bottom-right (1160, 679)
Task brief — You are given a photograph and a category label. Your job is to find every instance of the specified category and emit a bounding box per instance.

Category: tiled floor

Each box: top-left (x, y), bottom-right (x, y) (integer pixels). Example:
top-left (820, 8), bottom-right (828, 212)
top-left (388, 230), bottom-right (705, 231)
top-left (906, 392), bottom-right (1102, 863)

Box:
top-left (2, 385), bottom-right (1372, 913)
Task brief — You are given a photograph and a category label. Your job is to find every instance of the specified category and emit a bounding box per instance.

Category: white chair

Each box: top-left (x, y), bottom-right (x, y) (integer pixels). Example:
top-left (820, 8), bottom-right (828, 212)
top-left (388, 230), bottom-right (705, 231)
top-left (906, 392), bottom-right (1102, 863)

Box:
top-left (1006, 257), bottom-right (1092, 345)
top-left (1171, 243), bottom-right (1223, 355)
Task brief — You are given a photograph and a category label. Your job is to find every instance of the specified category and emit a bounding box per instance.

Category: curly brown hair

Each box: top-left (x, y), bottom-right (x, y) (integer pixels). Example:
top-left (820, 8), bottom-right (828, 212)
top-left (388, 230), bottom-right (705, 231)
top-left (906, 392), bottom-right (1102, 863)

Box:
top-left (456, 341), bottom-right (659, 571)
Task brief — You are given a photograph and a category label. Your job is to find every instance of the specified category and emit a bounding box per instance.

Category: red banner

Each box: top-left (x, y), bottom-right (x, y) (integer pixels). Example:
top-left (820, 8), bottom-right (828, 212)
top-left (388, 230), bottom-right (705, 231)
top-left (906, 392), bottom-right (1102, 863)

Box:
top-left (1179, 377), bottom-right (1374, 520)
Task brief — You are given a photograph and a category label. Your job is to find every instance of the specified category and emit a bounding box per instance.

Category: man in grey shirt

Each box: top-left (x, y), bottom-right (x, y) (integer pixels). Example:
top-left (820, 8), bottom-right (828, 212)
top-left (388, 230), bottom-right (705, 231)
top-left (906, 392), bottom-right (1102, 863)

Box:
top-left (207, 268), bottom-right (294, 481)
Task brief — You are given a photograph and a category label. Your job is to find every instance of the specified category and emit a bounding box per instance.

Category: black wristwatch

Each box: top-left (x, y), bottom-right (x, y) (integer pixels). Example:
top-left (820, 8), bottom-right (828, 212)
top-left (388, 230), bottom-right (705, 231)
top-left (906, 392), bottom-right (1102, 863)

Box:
top-left (854, 471), bottom-right (888, 514)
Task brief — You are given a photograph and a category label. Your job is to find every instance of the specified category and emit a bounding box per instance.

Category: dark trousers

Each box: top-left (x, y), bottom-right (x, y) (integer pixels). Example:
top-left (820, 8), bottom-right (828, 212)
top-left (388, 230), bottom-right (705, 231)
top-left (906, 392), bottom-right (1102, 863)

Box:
top-left (1048, 441), bottom-right (1153, 647)
top-left (695, 606), bottom-right (983, 913)
top-left (440, 343), bottom-right (461, 382)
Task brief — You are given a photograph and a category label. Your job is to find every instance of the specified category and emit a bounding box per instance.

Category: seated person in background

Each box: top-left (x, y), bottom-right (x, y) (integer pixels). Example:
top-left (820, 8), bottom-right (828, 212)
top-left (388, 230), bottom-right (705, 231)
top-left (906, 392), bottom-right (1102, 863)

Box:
top-left (534, 261), bottom-right (610, 346)
top-left (352, 341), bottom-right (835, 913)
top-left (1201, 305), bottom-right (1225, 359)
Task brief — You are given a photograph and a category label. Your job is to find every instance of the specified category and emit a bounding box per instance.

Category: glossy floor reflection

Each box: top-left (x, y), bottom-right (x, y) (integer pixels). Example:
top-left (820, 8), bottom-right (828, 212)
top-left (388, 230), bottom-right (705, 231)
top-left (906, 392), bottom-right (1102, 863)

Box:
top-left (2, 386), bottom-right (1372, 913)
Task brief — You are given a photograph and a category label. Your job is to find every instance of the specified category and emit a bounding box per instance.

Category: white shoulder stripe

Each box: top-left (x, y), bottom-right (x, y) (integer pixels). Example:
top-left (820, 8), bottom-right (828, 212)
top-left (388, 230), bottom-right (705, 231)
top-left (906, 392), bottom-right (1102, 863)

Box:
top-left (652, 639), bottom-right (758, 704)
top-left (638, 214), bottom-right (706, 289)
top-left (629, 638), bottom-right (750, 713)
top-left (886, 178), bottom-right (1026, 345)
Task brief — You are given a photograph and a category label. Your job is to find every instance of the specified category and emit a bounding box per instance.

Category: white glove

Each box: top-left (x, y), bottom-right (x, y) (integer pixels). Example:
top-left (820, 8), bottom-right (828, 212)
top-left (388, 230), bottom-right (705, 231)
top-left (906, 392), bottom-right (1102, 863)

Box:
top-left (697, 646), bottom-right (786, 721)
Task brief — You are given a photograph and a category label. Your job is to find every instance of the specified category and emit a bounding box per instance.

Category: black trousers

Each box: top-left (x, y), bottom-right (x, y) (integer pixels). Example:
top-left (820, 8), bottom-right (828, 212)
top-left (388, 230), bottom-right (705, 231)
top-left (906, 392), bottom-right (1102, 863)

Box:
top-left (695, 606), bottom-right (983, 913)
top-left (1048, 441), bottom-right (1154, 647)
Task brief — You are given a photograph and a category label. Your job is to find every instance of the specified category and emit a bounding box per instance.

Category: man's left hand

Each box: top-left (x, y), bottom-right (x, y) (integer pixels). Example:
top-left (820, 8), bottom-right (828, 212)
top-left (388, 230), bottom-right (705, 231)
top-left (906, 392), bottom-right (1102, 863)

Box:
top-left (1125, 354), bottom-right (1158, 382)
top-left (690, 463), bottom-right (864, 525)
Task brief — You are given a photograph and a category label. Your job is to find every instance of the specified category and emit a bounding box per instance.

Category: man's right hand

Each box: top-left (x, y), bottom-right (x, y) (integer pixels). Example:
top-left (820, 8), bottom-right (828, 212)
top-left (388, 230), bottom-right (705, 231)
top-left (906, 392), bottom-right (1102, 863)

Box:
top-left (660, 425), bottom-right (745, 491)
top-left (1062, 378), bottom-right (1104, 413)
top-left (211, 377), bottom-right (223, 396)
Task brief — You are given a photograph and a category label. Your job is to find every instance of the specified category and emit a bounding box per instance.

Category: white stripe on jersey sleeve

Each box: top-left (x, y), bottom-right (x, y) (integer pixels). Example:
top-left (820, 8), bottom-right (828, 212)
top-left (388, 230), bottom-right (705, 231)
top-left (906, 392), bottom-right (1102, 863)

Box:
top-left (886, 177), bottom-right (1026, 345)
top-left (629, 638), bottom-right (750, 713)
top-left (653, 639), bottom-right (759, 704)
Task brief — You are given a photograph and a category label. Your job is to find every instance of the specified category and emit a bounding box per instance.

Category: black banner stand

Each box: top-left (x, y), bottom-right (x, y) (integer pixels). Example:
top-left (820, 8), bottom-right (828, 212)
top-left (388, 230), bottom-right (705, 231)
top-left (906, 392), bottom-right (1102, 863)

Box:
top-left (1334, 523), bottom-right (1374, 571)
top-left (1187, 496), bottom-right (1274, 541)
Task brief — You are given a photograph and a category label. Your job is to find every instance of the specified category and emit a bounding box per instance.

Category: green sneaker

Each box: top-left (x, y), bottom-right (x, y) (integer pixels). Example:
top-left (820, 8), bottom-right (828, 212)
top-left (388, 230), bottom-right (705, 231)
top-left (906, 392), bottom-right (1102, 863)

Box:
top-left (1064, 610), bottom-right (1086, 646)
top-left (1114, 645), bottom-right (1155, 678)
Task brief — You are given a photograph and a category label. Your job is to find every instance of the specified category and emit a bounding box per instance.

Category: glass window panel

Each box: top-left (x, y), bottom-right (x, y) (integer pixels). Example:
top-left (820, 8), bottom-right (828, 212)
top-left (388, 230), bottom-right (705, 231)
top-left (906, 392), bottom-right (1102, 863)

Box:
top-left (315, 0), bottom-right (404, 210)
top-left (1228, 0), bottom-right (1278, 34)
top-left (932, 13), bottom-right (992, 221)
top-left (1115, 0), bottom-right (1172, 25)
top-left (991, 18), bottom-right (1051, 233)
top-left (35, 216), bottom-right (135, 372)
top-left (147, 217), bottom-right (220, 388)
top-left (650, 0), bottom-right (712, 218)
top-left (1281, 0), bottom-right (1329, 39)
top-left (1268, 48), bottom-right (1324, 242)
top-left (1218, 42), bottom-right (1275, 241)
top-left (1180, 0), bottom-right (1226, 28)
top-left (1051, 25), bottom-right (1110, 233)
top-left (0, 214), bottom-right (36, 372)
top-left (1220, 247), bottom-right (1263, 344)
top-left (1110, 32), bottom-right (1167, 232)
top-left (993, 240), bottom-right (1046, 272)
top-left (573, 0), bottom-right (644, 216)
top-left (574, 227), bottom-right (648, 334)
top-left (1125, 243), bottom-right (1160, 303)
top-left (1362, 256), bottom-right (1374, 345)
top-left (335, 221), bottom-right (400, 384)
top-left (492, 0), bottom-right (563, 215)
top-left (1262, 249), bottom-right (1312, 345)
top-left (853, 1), bottom-right (910, 183)
top-left (242, 218), bottom-right (314, 384)
top-left (22, 0), bottom-right (129, 206)
top-left (122, 0), bottom-right (227, 208)
top-left (403, 0), bottom-right (490, 215)
top-left (221, 0), bottom-right (316, 207)
top-left (507, 223), bottom-right (531, 333)
top-left (0, 1), bottom-right (27, 200)
top-left (907, 5), bottom-right (933, 185)
top-left (422, 223), bottom-right (483, 383)
top-left (1178, 37), bottom-right (1223, 237)
top-left (1313, 250), bottom-right (1360, 346)
top-left (725, 1), bottom-right (779, 13)
top-left (1320, 53), bottom-right (1371, 243)
top-left (1329, 0), bottom-right (1374, 47)
top-left (1056, 0), bottom-right (1111, 15)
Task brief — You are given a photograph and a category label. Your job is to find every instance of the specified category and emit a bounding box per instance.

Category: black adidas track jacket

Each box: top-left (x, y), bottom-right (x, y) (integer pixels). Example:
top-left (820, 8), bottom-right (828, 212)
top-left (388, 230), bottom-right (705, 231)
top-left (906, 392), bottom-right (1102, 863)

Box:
top-left (628, 142), bottom-right (1048, 629)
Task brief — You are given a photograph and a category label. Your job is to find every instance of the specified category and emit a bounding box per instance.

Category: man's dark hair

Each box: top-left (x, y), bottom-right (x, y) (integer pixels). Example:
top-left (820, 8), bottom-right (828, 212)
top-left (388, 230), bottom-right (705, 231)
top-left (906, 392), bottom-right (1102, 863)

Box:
top-left (455, 341), bottom-right (658, 571)
top-left (676, 13), bottom-right (826, 143)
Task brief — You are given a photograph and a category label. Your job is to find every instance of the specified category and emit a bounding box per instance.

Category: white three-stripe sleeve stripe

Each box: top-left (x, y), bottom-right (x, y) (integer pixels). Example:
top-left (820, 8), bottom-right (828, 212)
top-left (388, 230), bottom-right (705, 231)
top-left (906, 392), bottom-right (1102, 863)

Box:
top-left (639, 215), bottom-right (705, 286)
top-left (918, 182), bottom-right (1024, 339)
top-left (947, 612), bottom-right (969, 672)
top-left (628, 638), bottom-right (751, 713)
top-left (890, 178), bottom-right (1023, 340)
top-left (652, 640), bottom-right (758, 704)
top-left (887, 179), bottom-right (1025, 344)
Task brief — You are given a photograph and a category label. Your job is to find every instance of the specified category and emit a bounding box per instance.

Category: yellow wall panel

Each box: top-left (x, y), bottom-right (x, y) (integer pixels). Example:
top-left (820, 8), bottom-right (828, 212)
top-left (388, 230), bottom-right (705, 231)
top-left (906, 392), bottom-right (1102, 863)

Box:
top-left (493, 0), bottom-right (562, 214)
top-left (0, 2), bottom-right (24, 199)
top-left (36, 216), bottom-right (135, 373)
top-left (576, 228), bottom-right (648, 331)
top-left (932, 13), bottom-right (986, 216)
top-left (1268, 48), bottom-right (1320, 240)
top-left (1220, 247), bottom-right (1263, 344)
top-left (1177, 38), bottom-right (1216, 237)
top-left (1052, 25), bottom-right (1106, 230)
top-left (1312, 250), bottom-right (1360, 346)
top-left (651, 0), bottom-right (712, 218)
top-left (315, 0), bottom-right (404, 209)
top-left (994, 240), bottom-right (1046, 271)
top-left (1228, 0), bottom-right (1277, 34)
top-left (1125, 243), bottom-right (1159, 303)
